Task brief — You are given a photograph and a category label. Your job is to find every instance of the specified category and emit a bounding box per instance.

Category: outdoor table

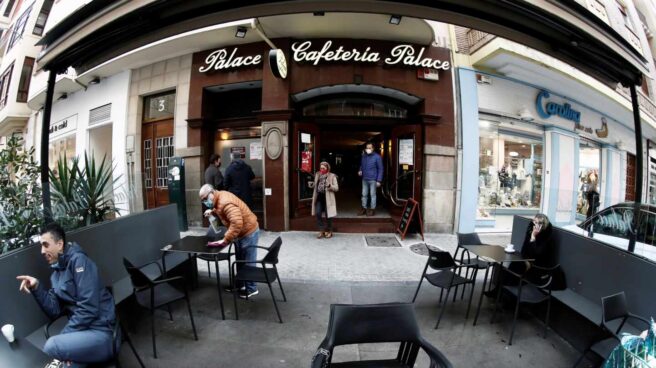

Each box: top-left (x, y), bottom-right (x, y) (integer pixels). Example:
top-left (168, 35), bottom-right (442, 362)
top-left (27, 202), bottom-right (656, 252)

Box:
top-left (0, 337), bottom-right (51, 367)
top-left (162, 235), bottom-right (231, 320)
top-left (461, 244), bottom-right (534, 326)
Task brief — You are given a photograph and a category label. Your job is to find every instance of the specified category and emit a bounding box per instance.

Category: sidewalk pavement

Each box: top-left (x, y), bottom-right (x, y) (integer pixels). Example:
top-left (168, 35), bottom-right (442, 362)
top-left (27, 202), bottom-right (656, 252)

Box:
top-left (182, 228), bottom-right (511, 282)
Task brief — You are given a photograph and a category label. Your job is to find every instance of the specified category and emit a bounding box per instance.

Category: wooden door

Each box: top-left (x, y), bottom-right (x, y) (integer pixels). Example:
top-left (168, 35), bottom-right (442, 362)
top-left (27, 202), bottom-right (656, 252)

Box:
top-left (142, 119), bottom-right (174, 208)
top-left (390, 124), bottom-right (423, 217)
top-left (291, 122), bottom-right (320, 218)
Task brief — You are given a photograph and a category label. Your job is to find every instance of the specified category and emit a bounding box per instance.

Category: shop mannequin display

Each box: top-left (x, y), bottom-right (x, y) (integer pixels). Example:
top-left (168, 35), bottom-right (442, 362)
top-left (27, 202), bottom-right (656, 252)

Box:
top-left (581, 169), bottom-right (600, 219)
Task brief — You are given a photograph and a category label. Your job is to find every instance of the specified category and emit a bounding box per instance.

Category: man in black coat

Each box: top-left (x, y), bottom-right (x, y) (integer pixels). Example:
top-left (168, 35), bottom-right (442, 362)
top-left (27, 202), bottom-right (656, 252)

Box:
top-left (224, 152), bottom-right (255, 209)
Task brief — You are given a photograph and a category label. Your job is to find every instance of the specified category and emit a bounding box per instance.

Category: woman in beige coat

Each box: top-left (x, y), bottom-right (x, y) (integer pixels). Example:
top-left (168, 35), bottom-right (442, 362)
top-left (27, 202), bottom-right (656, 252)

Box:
top-left (311, 161), bottom-right (339, 238)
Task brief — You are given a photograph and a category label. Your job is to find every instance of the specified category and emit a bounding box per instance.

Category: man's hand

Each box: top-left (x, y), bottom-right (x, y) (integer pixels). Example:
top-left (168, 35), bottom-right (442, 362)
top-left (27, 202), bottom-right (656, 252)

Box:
top-left (204, 209), bottom-right (213, 218)
top-left (16, 275), bottom-right (38, 294)
top-left (358, 171), bottom-right (362, 177)
top-left (207, 240), bottom-right (226, 248)
top-left (376, 182), bottom-right (381, 188)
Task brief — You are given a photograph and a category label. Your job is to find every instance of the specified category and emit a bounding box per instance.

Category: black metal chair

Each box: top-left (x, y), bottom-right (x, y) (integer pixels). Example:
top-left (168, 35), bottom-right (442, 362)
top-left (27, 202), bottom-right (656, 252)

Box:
top-left (123, 257), bottom-right (198, 359)
top-left (454, 233), bottom-right (490, 301)
top-left (44, 287), bottom-right (145, 368)
top-left (491, 264), bottom-right (559, 345)
top-left (574, 291), bottom-right (651, 367)
top-left (411, 246), bottom-right (478, 329)
top-left (198, 242), bottom-right (234, 285)
top-left (310, 303), bottom-right (453, 368)
top-left (231, 236), bottom-right (287, 323)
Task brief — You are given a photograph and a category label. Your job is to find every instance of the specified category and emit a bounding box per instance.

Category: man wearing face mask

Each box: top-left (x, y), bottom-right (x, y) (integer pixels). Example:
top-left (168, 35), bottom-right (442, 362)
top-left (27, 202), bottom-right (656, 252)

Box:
top-left (358, 142), bottom-right (383, 216)
top-left (204, 154), bottom-right (224, 190)
top-left (199, 184), bottom-right (259, 298)
top-left (16, 223), bottom-right (116, 368)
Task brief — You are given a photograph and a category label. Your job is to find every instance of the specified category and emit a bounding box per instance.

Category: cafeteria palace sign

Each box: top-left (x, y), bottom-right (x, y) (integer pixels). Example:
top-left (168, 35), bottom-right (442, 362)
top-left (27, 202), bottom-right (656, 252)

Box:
top-left (199, 40), bottom-right (450, 73)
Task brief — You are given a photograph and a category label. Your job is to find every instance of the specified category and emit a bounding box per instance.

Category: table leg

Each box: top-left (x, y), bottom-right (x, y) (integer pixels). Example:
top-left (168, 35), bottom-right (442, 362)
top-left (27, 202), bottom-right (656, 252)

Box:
top-left (473, 264), bottom-right (491, 326)
top-left (215, 259), bottom-right (225, 320)
top-left (162, 252), bottom-right (167, 275)
top-left (187, 254), bottom-right (195, 290)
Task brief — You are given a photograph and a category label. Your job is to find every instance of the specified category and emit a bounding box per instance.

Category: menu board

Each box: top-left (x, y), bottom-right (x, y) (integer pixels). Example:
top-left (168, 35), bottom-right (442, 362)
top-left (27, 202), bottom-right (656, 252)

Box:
top-left (397, 198), bottom-right (424, 241)
top-left (399, 138), bottom-right (414, 165)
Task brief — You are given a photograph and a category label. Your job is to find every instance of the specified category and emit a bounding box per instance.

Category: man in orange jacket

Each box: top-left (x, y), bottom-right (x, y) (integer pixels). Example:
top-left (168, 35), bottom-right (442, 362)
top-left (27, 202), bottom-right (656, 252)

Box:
top-left (199, 184), bottom-right (259, 298)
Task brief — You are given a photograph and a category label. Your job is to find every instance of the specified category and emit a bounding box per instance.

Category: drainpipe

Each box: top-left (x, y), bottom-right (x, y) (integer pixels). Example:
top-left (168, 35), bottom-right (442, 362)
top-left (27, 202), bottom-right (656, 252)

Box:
top-left (629, 84), bottom-right (643, 253)
top-left (41, 70), bottom-right (56, 223)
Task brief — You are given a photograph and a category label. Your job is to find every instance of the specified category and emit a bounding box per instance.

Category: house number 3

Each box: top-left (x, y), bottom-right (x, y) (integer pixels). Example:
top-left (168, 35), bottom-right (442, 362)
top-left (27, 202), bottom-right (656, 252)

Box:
top-left (158, 99), bottom-right (166, 112)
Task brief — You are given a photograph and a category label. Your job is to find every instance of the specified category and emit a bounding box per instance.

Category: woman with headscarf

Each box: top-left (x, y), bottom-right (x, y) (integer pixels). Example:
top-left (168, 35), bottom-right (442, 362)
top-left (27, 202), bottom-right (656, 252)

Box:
top-left (311, 161), bottom-right (339, 239)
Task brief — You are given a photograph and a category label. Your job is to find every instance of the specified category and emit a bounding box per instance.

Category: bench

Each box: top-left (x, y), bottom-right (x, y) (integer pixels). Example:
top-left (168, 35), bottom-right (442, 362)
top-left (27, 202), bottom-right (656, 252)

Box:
top-left (510, 215), bottom-right (656, 349)
top-left (0, 205), bottom-right (189, 363)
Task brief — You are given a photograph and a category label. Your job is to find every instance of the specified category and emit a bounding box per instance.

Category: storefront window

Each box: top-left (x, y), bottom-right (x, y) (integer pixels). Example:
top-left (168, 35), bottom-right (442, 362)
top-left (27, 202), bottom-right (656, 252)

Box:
top-left (577, 141), bottom-right (601, 218)
top-left (48, 135), bottom-right (76, 171)
top-left (477, 121), bottom-right (543, 230)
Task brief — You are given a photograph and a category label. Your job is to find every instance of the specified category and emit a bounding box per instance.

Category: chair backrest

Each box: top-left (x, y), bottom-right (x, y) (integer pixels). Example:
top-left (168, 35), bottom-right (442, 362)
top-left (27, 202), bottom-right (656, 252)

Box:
top-left (263, 236), bottom-right (283, 264)
top-left (602, 291), bottom-right (629, 324)
top-left (325, 303), bottom-right (421, 347)
top-left (122, 258), bottom-right (154, 289)
top-left (426, 247), bottom-right (456, 270)
top-left (456, 232), bottom-right (483, 246)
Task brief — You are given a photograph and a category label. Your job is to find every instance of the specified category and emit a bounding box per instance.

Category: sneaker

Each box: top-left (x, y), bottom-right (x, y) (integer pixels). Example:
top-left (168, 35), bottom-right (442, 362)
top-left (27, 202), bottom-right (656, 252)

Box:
top-left (357, 208), bottom-right (367, 216)
top-left (239, 289), bottom-right (259, 299)
top-left (224, 286), bottom-right (246, 293)
top-left (44, 360), bottom-right (64, 368)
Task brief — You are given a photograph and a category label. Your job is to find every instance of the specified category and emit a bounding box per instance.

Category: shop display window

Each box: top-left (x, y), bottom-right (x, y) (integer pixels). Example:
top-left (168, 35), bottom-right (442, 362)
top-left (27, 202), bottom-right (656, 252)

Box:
top-left (477, 122), bottom-right (543, 221)
top-left (48, 135), bottom-right (76, 171)
top-left (577, 141), bottom-right (601, 218)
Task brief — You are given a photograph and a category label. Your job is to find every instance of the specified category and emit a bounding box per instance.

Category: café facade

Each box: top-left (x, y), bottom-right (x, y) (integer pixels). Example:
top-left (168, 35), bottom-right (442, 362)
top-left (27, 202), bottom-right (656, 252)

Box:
top-left (112, 15), bottom-right (458, 233)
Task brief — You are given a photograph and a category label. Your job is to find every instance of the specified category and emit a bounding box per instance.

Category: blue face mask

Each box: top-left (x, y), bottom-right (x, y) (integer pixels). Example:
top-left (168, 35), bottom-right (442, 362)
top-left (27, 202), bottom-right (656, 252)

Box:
top-left (204, 199), bottom-right (213, 208)
top-left (50, 261), bottom-right (59, 269)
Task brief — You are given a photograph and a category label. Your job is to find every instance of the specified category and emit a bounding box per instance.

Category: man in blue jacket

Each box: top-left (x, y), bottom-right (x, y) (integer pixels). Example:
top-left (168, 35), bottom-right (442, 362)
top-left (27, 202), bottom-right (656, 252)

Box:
top-left (358, 142), bottom-right (384, 216)
top-left (17, 223), bottom-right (116, 367)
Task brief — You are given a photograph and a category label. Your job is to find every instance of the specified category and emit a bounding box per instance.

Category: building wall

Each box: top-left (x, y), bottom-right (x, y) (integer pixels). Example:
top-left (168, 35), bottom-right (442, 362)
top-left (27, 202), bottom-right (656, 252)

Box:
top-left (126, 55), bottom-right (193, 214)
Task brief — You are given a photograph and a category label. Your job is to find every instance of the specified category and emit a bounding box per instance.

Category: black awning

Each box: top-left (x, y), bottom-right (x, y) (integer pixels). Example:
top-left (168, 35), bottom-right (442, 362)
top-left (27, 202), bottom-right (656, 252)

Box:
top-left (37, 0), bottom-right (646, 86)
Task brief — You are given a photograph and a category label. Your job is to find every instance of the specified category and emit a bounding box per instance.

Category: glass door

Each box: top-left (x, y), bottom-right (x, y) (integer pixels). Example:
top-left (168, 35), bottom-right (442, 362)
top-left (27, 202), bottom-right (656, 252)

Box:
top-left (390, 124), bottom-right (422, 215)
top-left (291, 122), bottom-right (320, 218)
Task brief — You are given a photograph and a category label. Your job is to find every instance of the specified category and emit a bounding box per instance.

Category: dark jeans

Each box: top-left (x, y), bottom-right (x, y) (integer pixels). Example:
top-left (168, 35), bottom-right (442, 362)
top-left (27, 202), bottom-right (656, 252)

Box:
top-left (586, 191), bottom-right (600, 219)
top-left (43, 329), bottom-right (115, 367)
top-left (234, 229), bottom-right (259, 293)
top-left (315, 193), bottom-right (332, 231)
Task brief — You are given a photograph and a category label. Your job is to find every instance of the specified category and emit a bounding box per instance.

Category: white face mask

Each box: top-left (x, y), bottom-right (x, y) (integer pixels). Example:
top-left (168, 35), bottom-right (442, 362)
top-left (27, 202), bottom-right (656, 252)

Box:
top-left (365, 148), bottom-right (373, 154)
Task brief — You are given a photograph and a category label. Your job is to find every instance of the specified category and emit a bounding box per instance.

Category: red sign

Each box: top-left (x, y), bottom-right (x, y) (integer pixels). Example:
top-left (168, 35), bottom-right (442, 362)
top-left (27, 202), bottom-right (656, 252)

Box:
top-left (301, 150), bottom-right (312, 173)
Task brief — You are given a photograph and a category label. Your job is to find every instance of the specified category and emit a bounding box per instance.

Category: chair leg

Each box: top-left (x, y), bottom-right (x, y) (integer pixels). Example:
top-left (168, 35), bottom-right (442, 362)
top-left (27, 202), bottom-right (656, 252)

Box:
top-left (123, 326), bottom-right (145, 368)
top-left (214, 260), bottom-right (225, 320)
top-left (277, 278), bottom-right (287, 302)
top-left (465, 281), bottom-right (476, 319)
top-left (166, 304), bottom-right (173, 321)
top-left (438, 289), bottom-right (444, 304)
top-left (233, 284), bottom-right (239, 320)
top-left (491, 282), bottom-right (504, 324)
top-left (435, 287), bottom-right (452, 329)
top-left (508, 293), bottom-right (522, 346)
top-left (150, 309), bottom-right (157, 359)
top-left (267, 282), bottom-right (284, 323)
top-left (207, 260), bottom-right (211, 277)
top-left (411, 277), bottom-right (424, 303)
top-left (544, 298), bottom-right (552, 339)
top-left (184, 297), bottom-right (198, 340)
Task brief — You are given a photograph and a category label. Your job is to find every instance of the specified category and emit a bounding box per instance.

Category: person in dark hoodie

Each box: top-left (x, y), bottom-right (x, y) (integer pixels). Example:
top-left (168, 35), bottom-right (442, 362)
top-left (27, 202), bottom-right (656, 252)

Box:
top-left (224, 151), bottom-right (255, 208)
top-left (17, 223), bottom-right (116, 368)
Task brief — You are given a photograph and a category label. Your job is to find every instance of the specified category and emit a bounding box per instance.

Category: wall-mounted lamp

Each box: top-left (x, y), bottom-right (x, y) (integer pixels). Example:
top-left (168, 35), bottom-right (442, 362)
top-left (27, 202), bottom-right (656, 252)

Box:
top-left (88, 77), bottom-right (100, 85)
top-left (57, 93), bottom-right (68, 101)
top-left (518, 107), bottom-right (535, 121)
top-left (389, 15), bottom-right (402, 25)
top-left (235, 26), bottom-right (248, 38)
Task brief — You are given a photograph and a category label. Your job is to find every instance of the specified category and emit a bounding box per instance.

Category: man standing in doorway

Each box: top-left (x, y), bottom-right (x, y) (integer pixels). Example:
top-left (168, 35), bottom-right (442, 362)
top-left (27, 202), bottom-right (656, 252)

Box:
top-left (224, 152), bottom-right (255, 209)
top-left (358, 142), bottom-right (383, 216)
top-left (204, 154), bottom-right (224, 190)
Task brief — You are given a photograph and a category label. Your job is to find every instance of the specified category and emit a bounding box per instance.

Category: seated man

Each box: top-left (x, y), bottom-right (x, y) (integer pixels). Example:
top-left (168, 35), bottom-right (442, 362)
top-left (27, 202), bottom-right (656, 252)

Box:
top-left (16, 223), bottom-right (116, 368)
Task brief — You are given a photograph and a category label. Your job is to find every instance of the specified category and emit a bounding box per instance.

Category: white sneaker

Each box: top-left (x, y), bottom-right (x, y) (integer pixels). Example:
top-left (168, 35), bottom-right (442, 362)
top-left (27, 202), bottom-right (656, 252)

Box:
top-left (239, 289), bottom-right (259, 299)
top-left (44, 360), bottom-right (64, 368)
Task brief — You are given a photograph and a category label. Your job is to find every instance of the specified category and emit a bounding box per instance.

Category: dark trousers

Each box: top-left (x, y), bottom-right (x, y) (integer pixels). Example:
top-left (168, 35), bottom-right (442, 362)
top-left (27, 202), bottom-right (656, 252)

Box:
top-left (586, 191), bottom-right (600, 219)
top-left (315, 193), bottom-right (333, 231)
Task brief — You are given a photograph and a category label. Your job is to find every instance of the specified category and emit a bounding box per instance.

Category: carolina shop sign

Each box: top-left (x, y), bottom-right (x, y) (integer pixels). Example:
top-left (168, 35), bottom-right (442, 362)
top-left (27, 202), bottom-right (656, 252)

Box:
top-left (198, 40), bottom-right (450, 73)
top-left (291, 40), bottom-right (450, 69)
